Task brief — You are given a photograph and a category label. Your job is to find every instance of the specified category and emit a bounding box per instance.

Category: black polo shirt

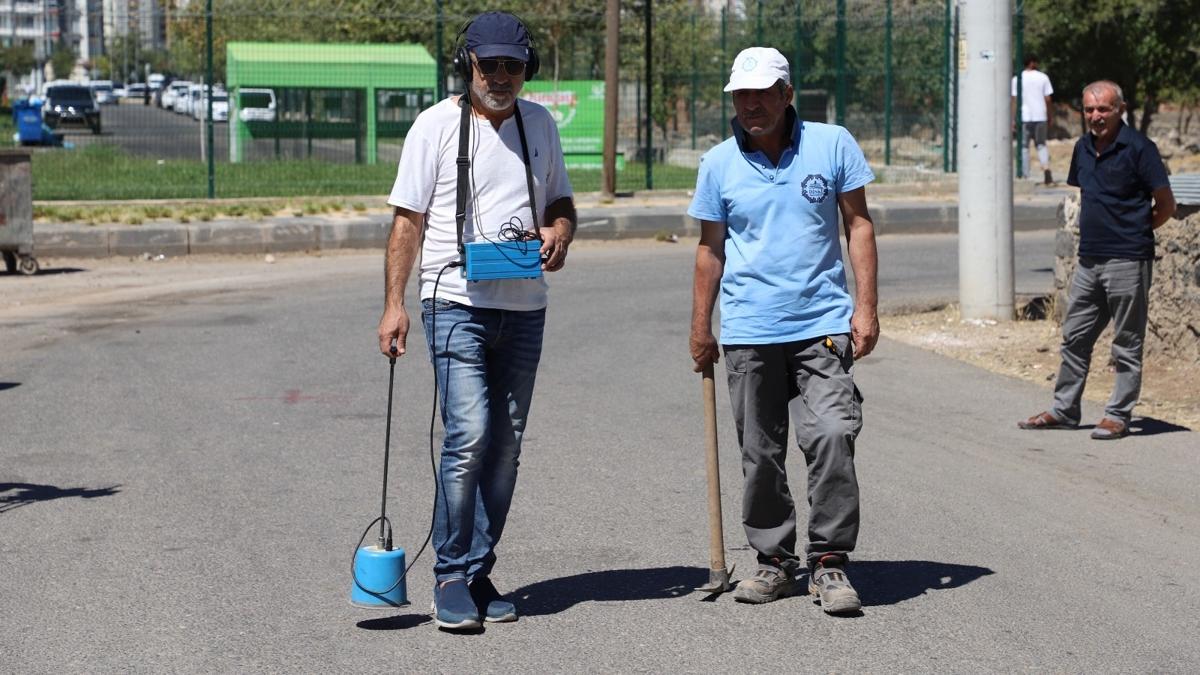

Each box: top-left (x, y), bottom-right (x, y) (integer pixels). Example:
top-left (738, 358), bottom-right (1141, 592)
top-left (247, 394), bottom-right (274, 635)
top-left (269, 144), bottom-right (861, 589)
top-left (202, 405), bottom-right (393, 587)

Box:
top-left (1067, 123), bottom-right (1170, 260)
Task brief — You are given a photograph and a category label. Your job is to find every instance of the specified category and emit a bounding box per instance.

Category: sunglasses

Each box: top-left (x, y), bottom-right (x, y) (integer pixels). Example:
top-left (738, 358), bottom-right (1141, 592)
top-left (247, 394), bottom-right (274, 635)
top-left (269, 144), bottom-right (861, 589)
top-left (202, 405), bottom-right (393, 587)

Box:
top-left (473, 58), bottom-right (526, 77)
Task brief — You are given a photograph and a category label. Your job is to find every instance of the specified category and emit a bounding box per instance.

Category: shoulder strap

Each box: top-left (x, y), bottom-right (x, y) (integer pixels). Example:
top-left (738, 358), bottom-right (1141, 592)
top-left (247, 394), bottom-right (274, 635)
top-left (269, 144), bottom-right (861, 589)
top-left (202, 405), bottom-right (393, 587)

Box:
top-left (454, 98), bottom-right (543, 253)
top-left (455, 96), bottom-right (471, 255)
top-left (512, 103), bottom-right (541, 238)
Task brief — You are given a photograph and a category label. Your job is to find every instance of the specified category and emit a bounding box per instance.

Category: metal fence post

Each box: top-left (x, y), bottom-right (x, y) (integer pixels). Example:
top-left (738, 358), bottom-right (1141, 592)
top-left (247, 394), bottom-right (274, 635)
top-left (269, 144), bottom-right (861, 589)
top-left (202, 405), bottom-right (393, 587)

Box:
top-left (835, 0), bottom-right (846, 126)
top-left (952, 1), bottom-right (959, 173)
top-left (757, 0), bottom-right (763, 44)
top-left (1014, 0), bottom-right (1024, 178)
top-left (436, 0), bottom-right (445, 101)
top-left (691, 11), bottom-right (697, 150)
top-left (205, 0), bottom-right (215, 199)
top-left (721, 6), bottom-right (727, 129)
top-left (885, 0), bottom-right (893, 166)
top-left (644, 0), bottom-right (653, 191)
top-left (943, 0), bottom-right (951, 172)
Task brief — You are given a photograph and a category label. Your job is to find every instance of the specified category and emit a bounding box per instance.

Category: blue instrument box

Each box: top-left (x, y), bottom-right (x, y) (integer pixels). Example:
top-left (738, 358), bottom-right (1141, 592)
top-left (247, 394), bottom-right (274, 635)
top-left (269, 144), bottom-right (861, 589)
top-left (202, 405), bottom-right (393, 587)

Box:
top-left (463, 241), bottom-right (544, 281)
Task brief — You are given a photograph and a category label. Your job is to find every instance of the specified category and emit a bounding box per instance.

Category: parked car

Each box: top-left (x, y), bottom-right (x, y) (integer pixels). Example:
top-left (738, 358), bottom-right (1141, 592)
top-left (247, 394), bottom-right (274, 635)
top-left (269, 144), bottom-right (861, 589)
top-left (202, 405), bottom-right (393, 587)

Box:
top-left (195, 91), bottom-right (229, 122)
top-left (180, 83), bottom-right (203, 116)
top-left (237, 88), bottom-right (277, 122)
top-left (162, 80), bottom-right (190, 110)
top-left (124, 82), bottom-right (148, 102)
top-left (173, 83), bottom-right (195, 114)
top-left (89, 80), bottom-right (116, 105)
top-left (111, 82), bottom-right (126, 99)
top-left (43, 84), bottom-right (102, 134)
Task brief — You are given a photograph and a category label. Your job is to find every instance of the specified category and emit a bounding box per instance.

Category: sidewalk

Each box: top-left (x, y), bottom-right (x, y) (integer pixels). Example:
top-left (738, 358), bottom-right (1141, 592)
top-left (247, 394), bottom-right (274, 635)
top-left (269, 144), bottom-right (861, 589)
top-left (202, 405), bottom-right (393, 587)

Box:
top-left (31, 186), bottom-right (1072, 259)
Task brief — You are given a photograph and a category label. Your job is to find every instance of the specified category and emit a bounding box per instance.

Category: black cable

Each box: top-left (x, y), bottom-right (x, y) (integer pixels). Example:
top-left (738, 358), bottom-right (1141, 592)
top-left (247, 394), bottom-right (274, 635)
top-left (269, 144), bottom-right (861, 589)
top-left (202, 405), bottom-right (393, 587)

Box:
top-left (351, 260), bottom-right (460, 601)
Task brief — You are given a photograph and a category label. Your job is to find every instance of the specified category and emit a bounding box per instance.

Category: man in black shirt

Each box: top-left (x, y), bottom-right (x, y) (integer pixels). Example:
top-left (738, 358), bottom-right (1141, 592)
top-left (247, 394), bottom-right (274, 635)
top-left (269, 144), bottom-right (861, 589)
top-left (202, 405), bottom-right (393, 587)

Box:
top-left (1019, 80), bottom-right (1176, 440)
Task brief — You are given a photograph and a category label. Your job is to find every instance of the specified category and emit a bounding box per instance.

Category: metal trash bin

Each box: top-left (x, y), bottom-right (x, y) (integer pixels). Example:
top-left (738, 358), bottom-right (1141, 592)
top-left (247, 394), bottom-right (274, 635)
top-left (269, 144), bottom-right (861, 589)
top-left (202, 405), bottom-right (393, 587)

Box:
top-left (0, 150), bottom-right (39, 275)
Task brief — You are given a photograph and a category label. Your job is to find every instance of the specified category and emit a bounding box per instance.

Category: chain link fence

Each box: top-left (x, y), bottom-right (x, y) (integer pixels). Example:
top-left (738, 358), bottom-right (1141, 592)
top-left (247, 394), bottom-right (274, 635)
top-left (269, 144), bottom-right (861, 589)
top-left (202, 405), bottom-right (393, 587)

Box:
top-left (20, 0), bottom-right (959, 201)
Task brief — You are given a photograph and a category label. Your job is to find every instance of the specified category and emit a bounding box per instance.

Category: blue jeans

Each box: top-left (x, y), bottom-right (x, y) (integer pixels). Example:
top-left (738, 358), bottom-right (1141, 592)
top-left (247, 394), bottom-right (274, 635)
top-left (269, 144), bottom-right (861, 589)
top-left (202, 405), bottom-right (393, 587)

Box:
top-left (421, 298), bottom-right (545, 583)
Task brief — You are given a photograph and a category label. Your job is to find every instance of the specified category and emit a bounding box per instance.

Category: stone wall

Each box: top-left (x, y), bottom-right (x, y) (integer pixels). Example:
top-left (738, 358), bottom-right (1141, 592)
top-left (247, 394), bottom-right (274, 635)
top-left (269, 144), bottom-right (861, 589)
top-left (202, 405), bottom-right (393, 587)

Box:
top-left (1054, 194), bottom-right (1200, 362)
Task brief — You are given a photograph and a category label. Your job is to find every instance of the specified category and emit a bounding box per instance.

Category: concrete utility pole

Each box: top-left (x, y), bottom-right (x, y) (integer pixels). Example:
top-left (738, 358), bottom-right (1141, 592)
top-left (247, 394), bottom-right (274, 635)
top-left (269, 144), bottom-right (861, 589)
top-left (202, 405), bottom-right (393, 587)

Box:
top-left (956, 0), bottom-right (1014, 321)
top-left (601, 0), bottom-right (619, 200)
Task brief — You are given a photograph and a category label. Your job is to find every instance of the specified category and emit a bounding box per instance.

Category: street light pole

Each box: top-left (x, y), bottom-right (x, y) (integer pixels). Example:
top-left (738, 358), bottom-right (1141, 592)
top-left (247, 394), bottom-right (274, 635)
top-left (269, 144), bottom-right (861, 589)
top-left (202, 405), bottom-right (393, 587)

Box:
top-left (957, 0), bottom-right (1014, 321)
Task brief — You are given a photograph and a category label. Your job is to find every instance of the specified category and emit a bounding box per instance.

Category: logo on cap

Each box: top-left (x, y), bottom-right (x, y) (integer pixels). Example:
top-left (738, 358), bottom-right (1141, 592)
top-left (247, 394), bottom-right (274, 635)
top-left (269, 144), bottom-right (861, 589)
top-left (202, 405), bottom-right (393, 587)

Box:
top-left (742, 57), bottom-right (758, 71)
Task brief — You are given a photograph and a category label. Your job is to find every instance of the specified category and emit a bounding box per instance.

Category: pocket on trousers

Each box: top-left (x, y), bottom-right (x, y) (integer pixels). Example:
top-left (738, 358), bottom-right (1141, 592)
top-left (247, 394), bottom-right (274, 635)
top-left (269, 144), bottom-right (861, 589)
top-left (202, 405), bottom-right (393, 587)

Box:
top-left (829, 333), bottom-right (855, 373)
top-left (421, 297), bottom-right (458, 313)
top-left (722, 346), bottom-right (751, 374)
top-left (850, 383), bottom-right (865, 436)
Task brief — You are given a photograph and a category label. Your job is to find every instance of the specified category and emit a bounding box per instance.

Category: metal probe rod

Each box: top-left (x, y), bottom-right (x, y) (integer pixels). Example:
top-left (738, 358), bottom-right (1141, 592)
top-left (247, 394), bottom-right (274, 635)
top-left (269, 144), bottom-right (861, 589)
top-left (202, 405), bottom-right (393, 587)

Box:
top-left (379, 355), bottom-right (397, 549)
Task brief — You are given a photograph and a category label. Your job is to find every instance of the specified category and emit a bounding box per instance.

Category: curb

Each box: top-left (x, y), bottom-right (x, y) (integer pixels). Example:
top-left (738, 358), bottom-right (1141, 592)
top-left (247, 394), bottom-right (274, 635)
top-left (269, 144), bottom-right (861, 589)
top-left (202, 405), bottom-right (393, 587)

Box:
top-left (32, 197), bottom-right (1064, 258)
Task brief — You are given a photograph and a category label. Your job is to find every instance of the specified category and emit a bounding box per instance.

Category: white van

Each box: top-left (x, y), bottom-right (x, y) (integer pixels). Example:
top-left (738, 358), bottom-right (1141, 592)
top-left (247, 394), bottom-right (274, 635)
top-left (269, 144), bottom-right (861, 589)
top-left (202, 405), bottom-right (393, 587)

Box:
top-left (237, 88), bottom-right (276, 122)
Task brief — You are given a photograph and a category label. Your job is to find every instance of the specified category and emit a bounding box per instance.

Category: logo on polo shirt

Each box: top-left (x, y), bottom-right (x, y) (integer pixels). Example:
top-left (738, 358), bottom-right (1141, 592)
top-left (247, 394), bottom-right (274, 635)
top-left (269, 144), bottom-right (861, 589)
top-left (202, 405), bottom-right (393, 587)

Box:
top-left (801, 174), bottom-right (830, 203)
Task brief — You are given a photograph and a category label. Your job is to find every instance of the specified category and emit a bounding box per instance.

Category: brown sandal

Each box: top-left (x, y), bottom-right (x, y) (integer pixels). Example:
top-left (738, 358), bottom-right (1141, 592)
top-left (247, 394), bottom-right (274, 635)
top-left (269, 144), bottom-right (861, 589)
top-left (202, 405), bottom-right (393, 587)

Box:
top-left (1018, 411), bottom-right (1077, 430)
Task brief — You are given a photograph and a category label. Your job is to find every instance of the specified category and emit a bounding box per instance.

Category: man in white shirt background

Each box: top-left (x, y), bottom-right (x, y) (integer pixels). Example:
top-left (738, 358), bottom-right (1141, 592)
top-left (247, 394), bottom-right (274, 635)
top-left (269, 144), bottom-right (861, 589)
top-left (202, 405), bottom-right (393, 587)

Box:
top-left (1012, 53), bottom-right (1055, 185)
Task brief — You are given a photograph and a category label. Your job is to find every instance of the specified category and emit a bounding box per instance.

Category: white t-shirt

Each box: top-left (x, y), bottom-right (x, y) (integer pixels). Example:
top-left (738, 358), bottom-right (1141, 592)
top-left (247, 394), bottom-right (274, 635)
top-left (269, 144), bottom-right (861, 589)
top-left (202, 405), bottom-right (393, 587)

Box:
top-left (1011, 69), bottom-right (1053, 122)
top-left (387, 97), bottom-right (573, 311)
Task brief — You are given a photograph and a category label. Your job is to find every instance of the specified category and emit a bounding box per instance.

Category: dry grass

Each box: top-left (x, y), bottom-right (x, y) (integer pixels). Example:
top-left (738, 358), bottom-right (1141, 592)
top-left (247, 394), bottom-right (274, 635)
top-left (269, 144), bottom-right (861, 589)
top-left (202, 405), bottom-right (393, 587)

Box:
top-left (881, 304), bottom-right (1199, 430)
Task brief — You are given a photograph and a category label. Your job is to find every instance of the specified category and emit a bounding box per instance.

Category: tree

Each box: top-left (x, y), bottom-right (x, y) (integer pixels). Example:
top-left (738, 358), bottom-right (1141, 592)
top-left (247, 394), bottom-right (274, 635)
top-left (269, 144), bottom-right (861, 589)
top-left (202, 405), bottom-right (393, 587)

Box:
top-left (50, 40), bottom-right (78, 80)
top-left (2, 44), bottom-right (36, 100)
top-left (1024, 0), bottom-right (1200, 133)
top-left (89, 55), bottom-right (112, 80)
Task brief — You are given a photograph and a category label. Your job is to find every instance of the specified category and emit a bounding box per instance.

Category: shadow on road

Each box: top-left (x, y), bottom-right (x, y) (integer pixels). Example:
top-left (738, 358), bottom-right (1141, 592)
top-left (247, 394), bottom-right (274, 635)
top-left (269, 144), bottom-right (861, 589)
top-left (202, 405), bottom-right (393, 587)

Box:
top-left (351, 567), bottom-right (703, 630)
top-left (1078, 416), bottom-right (1191, 436)
top-left (2, 267), bottom-right (86, 278)
top-left (851, 560), bottom-right (994, 607)
top-left (0, 482), bottom-right (122, 514)
top-left (32, 267), bottom-right (88, 276)
top-left (1129, 416), bottom-right (1191, 436)
top-left (352, 562), bottom-right (993, 626)
top-left (356, 613), bottom-right (432, 631)
top-left (0, 382), bottom-right (20, 392)
top-left (509, 566), bottom-right (707, 616)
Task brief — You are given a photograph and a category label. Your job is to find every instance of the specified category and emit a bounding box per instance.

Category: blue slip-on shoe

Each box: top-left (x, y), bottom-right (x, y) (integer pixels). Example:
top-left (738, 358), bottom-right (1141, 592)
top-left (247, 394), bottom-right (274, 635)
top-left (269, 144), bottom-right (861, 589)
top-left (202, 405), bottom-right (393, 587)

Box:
top-left (469, 576), bottom-right (518, 622)
top-left (431, 579), bottom-right (482, 630)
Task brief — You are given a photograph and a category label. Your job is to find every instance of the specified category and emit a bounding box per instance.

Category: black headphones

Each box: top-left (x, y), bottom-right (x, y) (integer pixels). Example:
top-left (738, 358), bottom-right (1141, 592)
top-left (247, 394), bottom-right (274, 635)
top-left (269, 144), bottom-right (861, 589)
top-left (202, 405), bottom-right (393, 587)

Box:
top-left (452, 12), bottom-right (540, 83)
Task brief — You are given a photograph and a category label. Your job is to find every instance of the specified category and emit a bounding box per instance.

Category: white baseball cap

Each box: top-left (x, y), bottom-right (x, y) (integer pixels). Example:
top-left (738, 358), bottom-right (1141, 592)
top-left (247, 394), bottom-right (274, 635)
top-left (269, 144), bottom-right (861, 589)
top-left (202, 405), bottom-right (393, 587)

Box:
top-left (724, 47), bottom-right (791, 93)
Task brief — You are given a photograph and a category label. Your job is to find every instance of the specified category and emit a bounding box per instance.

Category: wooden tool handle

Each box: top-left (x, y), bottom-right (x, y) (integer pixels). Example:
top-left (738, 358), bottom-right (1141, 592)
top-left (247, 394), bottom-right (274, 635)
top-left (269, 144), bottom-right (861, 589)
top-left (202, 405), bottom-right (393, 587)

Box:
top-left (702, 364), bottom-right (726, 572)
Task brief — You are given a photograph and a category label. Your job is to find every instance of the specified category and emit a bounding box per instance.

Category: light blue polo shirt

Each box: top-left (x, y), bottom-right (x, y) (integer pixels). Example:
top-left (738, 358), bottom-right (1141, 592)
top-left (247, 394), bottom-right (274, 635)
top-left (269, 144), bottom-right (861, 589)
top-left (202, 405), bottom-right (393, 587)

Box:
top-left (688, 107), bottom-right (874, 345)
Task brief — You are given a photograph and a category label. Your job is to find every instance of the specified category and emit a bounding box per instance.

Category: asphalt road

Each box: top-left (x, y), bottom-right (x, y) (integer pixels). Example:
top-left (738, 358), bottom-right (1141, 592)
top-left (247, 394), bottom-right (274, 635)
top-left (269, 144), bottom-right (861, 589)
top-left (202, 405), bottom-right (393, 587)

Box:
top-left (59, 103), bottom-right (225, 161)
top-left (872, 230), bottom-right (1056, 313)
top-left (2, 239), bottom-right (1197, 671)
top-left (65, 104), bottom-right (376, 164)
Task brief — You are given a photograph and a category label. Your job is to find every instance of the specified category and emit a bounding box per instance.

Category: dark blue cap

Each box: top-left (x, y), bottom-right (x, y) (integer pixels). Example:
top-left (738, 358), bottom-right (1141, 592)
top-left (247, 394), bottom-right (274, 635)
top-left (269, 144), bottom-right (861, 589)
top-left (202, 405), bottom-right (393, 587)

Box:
top-left (465, 12), bottom-right (531, 61)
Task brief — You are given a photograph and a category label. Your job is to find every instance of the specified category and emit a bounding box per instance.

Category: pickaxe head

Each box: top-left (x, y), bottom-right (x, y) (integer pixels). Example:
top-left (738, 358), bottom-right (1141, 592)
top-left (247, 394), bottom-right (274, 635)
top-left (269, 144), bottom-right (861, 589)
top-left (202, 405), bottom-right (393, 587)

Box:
top-left (695, 564), bottom-right (735, 597)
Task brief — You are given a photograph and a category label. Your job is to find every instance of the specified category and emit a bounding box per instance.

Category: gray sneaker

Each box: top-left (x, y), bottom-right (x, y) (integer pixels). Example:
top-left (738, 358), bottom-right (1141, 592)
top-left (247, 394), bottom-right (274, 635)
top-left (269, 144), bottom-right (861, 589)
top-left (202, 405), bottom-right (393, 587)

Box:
top-left (733, 563), bottom-right (797, 604)
top-left (808, 556), bottom-right (861, 614)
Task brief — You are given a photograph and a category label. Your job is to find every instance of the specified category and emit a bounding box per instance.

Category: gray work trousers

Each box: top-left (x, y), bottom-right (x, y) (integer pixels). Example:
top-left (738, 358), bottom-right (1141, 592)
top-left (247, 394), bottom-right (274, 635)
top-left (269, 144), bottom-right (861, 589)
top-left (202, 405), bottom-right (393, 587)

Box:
top-left (723, 334), bottom-right (863, 570)
top-left (1052, 257), bottom-right (1152, 426)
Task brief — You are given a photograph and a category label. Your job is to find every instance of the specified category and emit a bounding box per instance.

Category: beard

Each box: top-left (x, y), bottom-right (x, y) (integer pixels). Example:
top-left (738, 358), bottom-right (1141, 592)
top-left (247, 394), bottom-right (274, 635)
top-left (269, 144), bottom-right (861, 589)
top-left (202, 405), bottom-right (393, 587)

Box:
top-left (471, 80), bottom-right (516, 113)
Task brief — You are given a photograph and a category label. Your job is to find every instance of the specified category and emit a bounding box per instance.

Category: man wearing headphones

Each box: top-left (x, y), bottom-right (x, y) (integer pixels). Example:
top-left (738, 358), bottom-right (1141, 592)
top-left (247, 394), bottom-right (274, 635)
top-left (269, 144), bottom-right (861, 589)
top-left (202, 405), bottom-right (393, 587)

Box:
top-left (378, 11), bottom-right (576, 630)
